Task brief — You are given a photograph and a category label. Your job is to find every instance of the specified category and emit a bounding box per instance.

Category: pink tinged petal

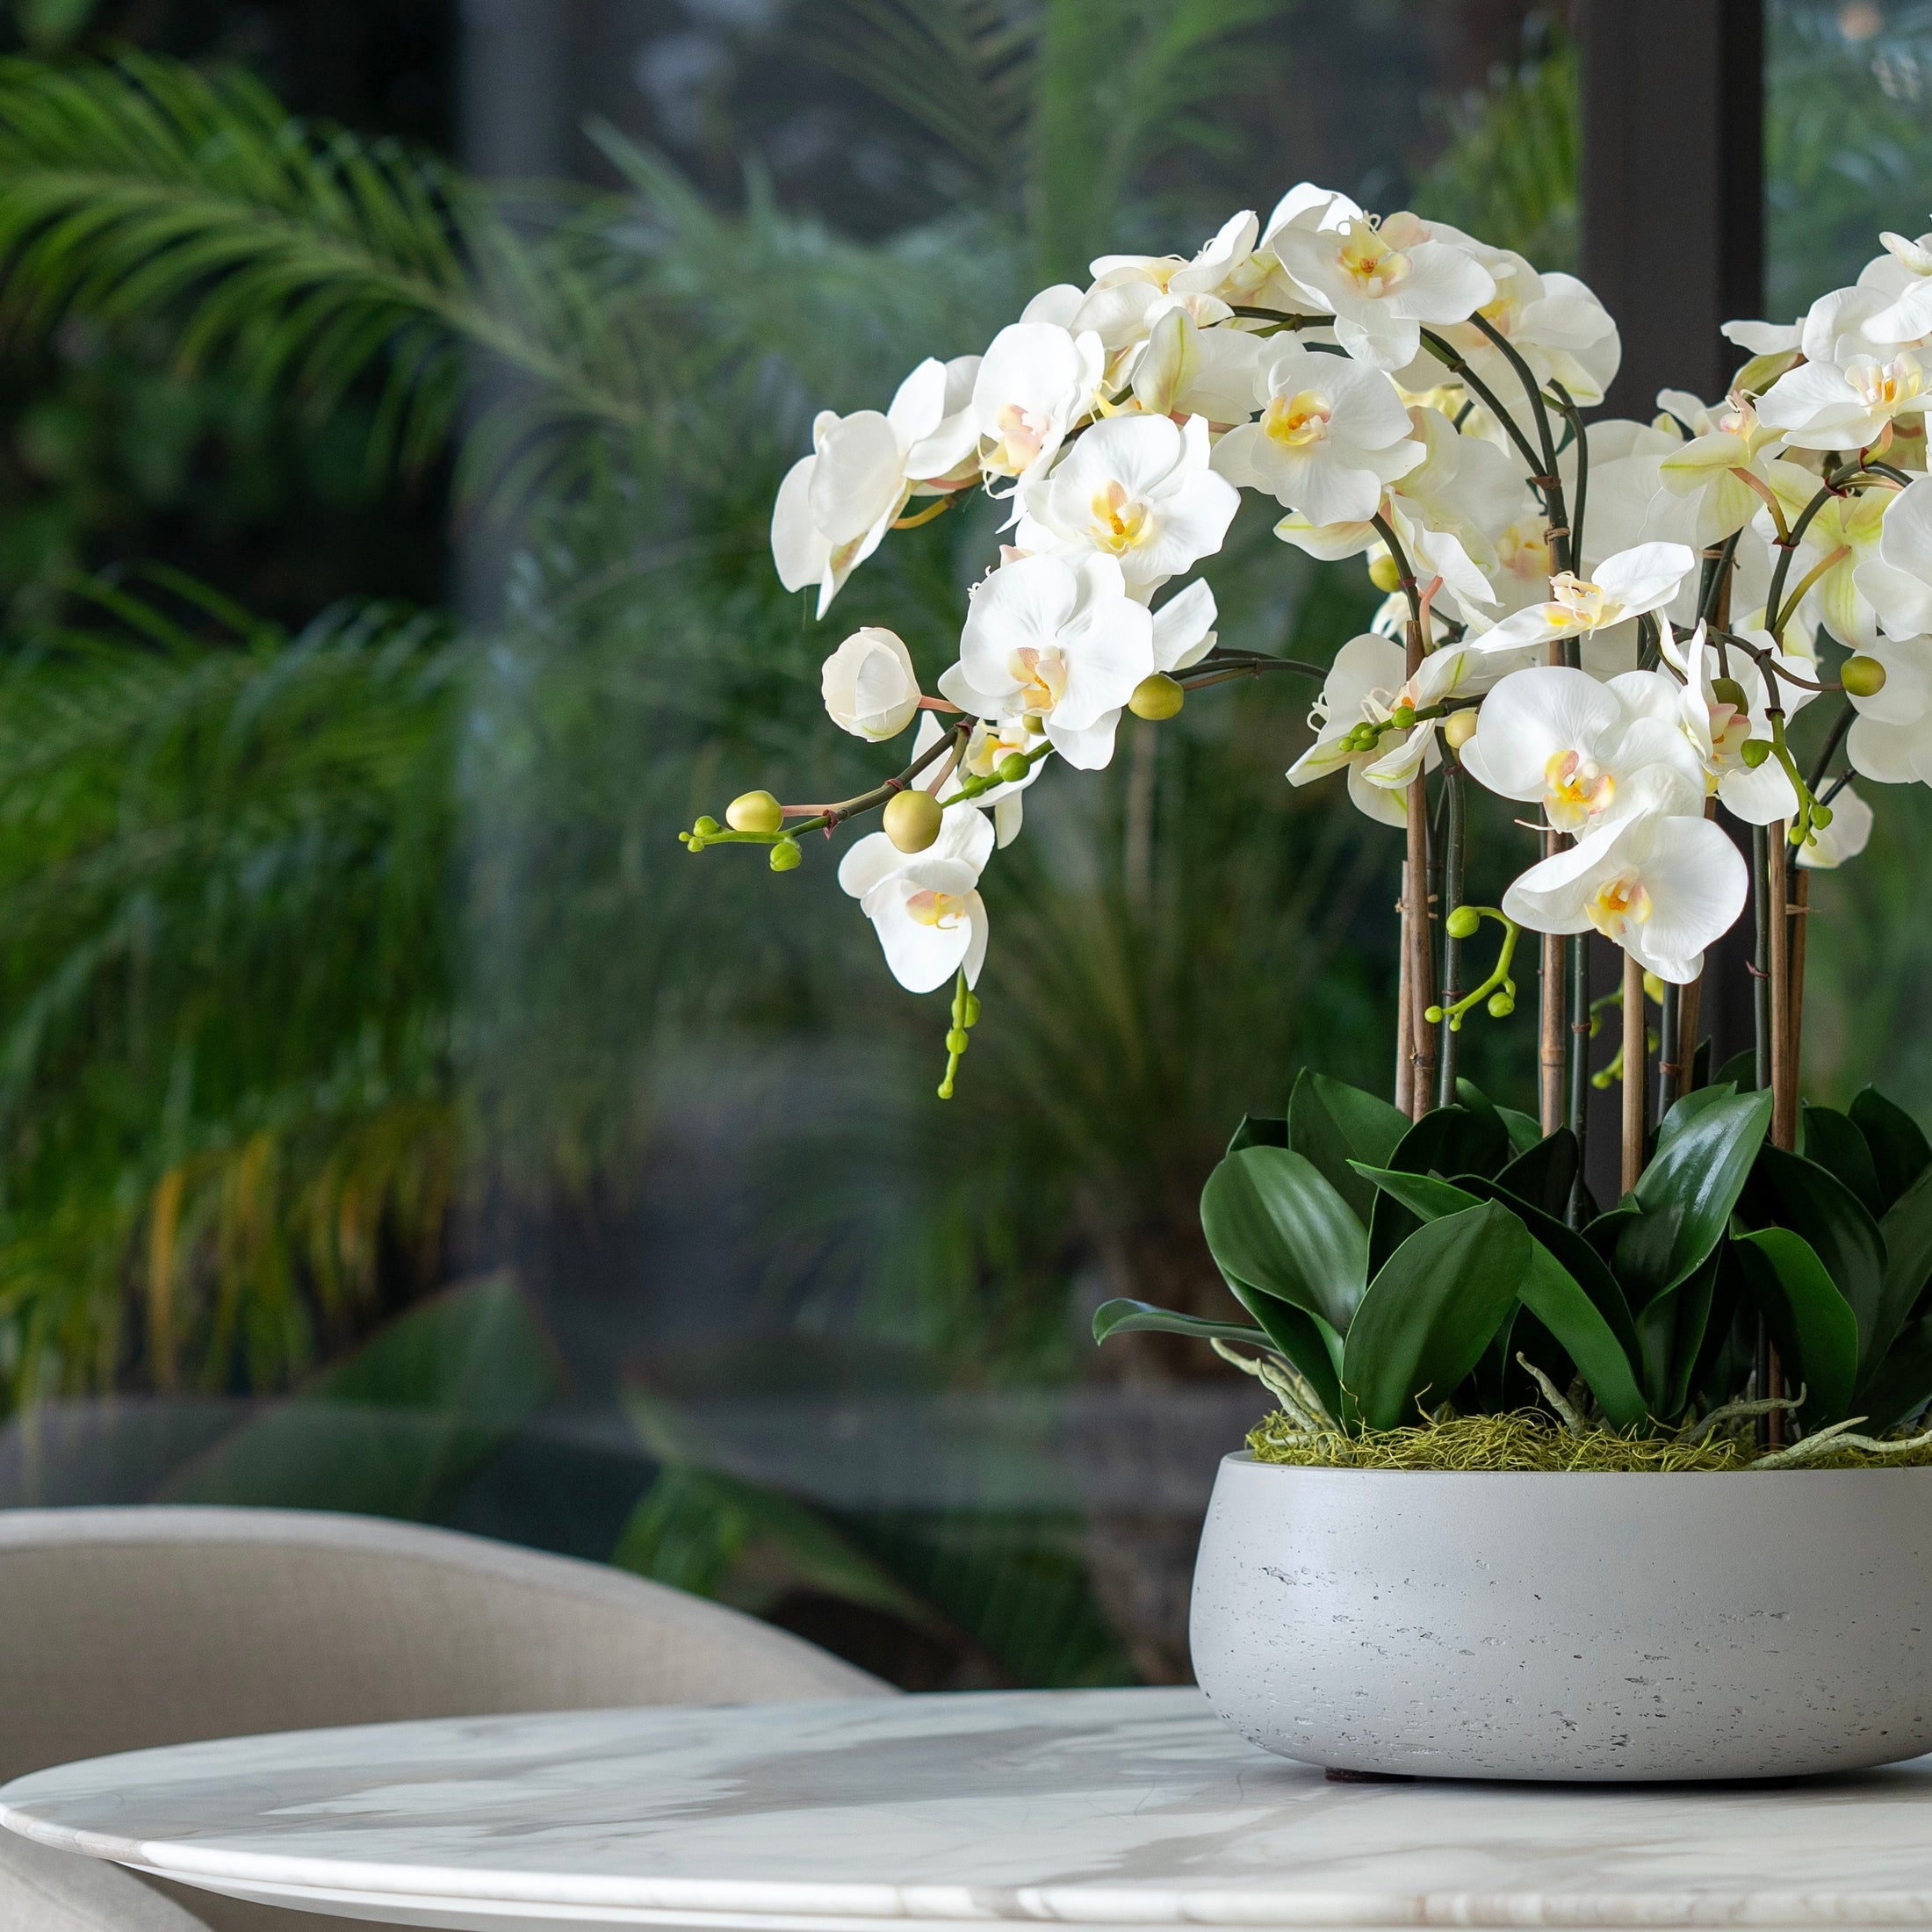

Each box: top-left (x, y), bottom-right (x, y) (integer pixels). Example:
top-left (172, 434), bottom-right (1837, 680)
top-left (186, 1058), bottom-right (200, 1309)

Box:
top-left (1470, 665), bottom-right (1624, 801)
top-left (1593, 542), bottom-right (1696, 616)
top-left (771, 455), bottom-right (828, 593)
top-left (1150, 578), bottom-right (1218, 672)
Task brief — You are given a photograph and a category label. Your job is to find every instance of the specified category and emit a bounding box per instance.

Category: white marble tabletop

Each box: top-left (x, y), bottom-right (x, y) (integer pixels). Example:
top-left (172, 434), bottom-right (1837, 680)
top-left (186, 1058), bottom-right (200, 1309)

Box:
top-left (10, 1686), bottom-right (1932, 1931)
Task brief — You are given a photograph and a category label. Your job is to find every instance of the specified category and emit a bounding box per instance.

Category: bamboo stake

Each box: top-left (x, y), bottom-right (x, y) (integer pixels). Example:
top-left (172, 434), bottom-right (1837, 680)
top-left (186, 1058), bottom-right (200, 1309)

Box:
top-left (1770, 819), bottom-right (1796, 1152)
top-left (1789, 863), bottom-right (1811, 1097)
top-left (1539, 929), bottom-right (1564, 1134)
top-left (1621, 949), bottom-right (1646, 1194)
top-left (1395, 861), bottom-right (1414, 1115)
top-left (1402, 616), bottom-right (1435, 1119)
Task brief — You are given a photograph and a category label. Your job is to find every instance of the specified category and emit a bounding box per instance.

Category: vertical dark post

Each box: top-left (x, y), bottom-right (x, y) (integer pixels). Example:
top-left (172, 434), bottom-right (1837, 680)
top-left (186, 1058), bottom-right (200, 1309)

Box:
top-left (1577, 0), bottom-right (1765, 1204)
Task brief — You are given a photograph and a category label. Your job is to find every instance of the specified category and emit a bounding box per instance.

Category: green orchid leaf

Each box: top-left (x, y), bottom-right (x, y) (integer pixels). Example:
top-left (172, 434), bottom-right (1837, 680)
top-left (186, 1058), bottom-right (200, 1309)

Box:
top-left (1633, 1247), bottom-right (1720, 1422)
top-left (1865, 1162), bottom-right (1932, 1389)
top-left (1712, 1049), bottom-right (1760, 1093)
top-left (1653, 1082), bottom-right (1738, 1155)
top-left (1855, 1312), bottom-right (1932, 1435)
top-left (1687, 1244), bottom-right (1748, 1413)
top-left (1800, 1104), bottom-right (1884, 1220)
top-left (1749, 1144), bottom-right (1886, 1373)
top-left (1347, 1161), bottom-right (1480, 1223)
top-left (1850, 1087), bottom-right (1932, 1215)
top-left (1288, 1070), bottom-right (1406, 1224)
top-left (1226, 1280), bottom-right (1344, 1420)
top-left (1453, 1173), bottom-right (1641, 1371)
top-left (1340, 1200), bottom-right (1530, 1431)
top-left (1388, 1100), bottom-right (1510, 1184)
top-left (1513, 1242), bottom-right (1649, 1430)
top-left (1494, 1126), bottom-right (1579, 1222)
top-left (1733, 1229), bottom-right (1859, 1426)
top-left (1226, 1114), bottom-right (1287, 1156)
top-left (1632, 1087), bottom-right (1772, 1294)
top-left (1614, 1202), bottom-right (1684, 1311)
top-left (1092, 1299), bottom-right (1275, 1350)
top-left (1496, 1105), bottom-right (1544, 1157)
top-left (1200, 1144), bottom-right (1367, 1336)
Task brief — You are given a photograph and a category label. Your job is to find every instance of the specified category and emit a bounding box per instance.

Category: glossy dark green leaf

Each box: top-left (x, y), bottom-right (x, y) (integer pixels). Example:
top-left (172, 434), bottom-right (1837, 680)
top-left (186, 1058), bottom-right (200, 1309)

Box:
top-left (1496, 1105), bottom-right (1544, 1157)
top-left (1454, 1173), bottom-right (1641, 1370)
top-left (1733, 1229), bottom-right (1859, 1426)
top-left (1092, 1299), bottom-right (1274, 1350)
top-left (1654, 1082), bottom-right (1737, 1154)
top-left (1200, 1145), bottom-right (1367, 1335)
top-left (1633, 1247), bottom-right (1719, 1422)
top-left (1855, 1312), bottom-right (1932, 1434)
top-left (1226, 1280), bottom-right (1343, 1420)
top-left (1287, 1071), bottom-right (1405, 1225)
top-left (1749, 1144), bottom-right (1886, 1373)
top-left (1348, 1162), bottom-right (1481, 1223)
top-left (1613, 1202), bottom-right (1684, 1311)
top-left (1632, 1087), bottom-right (1771, 1294)
top-left (1850, 1086), bottom-right (1932, 1214)
top-left (1867, 1163), bottom-right (1932, 1386)
top-left (1341, 1201), bottom-right (1529, 1431)
top-left (1388, 1099), bottom-right (1510, 1185)
top-left (1513, 1242), bottom-right (1649, 1429)
top-left (1800, 1104), bottom-right (1883, 1220)
top-left (1712, 1048), bottom-right (1760, 1092)
top-left (1494, 1127), bottom-right (1579, 1223)
top-left (1687, 1243), bottom-right (1747, 1412)
top-left (1226, 1114), bottom-right (1287, 1156)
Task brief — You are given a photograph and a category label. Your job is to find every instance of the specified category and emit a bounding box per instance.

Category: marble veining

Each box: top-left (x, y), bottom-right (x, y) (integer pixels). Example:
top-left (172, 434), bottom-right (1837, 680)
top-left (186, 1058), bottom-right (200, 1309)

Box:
top-left (10, 1688), bottom-right (1932, 1929)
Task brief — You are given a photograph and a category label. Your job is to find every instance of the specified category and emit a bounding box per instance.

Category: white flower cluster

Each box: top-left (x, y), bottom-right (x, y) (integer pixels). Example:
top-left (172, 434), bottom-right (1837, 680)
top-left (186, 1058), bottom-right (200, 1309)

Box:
top-left (768, 186), bottom-right (1932, 998)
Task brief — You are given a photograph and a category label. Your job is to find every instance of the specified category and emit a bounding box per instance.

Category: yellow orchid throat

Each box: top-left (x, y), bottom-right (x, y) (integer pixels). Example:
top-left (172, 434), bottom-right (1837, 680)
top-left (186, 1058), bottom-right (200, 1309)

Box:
top-left (905, 888), bottom-right (970, 930)
top-left (1543, 750), bottom-right (1615, 832)
top-left (1087, 479), bottom-right (1153, 552)
top-left (1586, 870), bottom-right (1653, 944)
top-left (1333, 219), bottom-right (1411, 297)
top-left (1263, 388), bottom-right (1333, 449)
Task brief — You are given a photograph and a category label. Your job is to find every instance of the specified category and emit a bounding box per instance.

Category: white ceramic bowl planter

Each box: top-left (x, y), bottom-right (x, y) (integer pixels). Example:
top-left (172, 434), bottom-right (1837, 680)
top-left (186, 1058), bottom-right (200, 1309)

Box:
top-left (1191, 1454), bottom-right (1932, 1782)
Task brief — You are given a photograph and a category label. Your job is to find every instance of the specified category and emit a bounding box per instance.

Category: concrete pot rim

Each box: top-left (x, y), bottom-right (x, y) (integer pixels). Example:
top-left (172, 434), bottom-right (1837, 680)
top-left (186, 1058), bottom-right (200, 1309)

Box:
top-left (1216, 1448), bottom-right (1932, 1478)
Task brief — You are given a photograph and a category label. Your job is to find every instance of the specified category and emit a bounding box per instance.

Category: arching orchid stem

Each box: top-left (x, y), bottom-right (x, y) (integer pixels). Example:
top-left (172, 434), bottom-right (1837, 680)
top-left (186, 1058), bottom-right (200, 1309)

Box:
top-left (1465, 311), bottom-right (1572, 577)
top-left (1767, 544), bottom-right (1851, 647)
top-left (1728, 470), bottom-right (1787, 545)
top-left (1711, 631), bottom-right (1834, 693)
top-left (915, 696), bottom-right (964, 713)
top-left (775, 722), bottom-right (966, 839)
top-left (1807, 703), bottom-right (1855, 796)
top-left (1551, 380), bottom-right (1587, 563)
top-left (891, 496), bottom-right (955, 530)
top-left (1417, 326), bottom-right (1546, 481)
top-left (1763, 479), bottom-right (1848, 642)
top-left (1227, 306), bottom-right (1330, 332)
top-left (1370, 511), bottom-right (1423, 633)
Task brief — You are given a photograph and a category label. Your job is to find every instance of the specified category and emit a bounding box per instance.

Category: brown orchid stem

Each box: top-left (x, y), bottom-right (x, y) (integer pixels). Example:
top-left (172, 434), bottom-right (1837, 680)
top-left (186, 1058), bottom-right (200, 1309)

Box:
top-left (1403, 618), bottom-right (1436, 1118)
top-left (1621, 950), bottom-right (1646, 1194)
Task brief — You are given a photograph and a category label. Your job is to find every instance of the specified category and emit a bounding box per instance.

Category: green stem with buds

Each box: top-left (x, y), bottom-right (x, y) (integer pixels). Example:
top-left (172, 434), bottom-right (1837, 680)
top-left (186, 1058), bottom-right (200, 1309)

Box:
top-left (1426, 908), bottom-right (1520, 1034)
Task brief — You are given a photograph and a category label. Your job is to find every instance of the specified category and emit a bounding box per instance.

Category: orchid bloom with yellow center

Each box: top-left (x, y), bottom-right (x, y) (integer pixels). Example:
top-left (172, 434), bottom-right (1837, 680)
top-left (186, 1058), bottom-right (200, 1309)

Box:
top-left (1334, 218), bottom-right (1413, 298)
top-left (1585, 870), bottom-right (1653, 944)
top-left (1471, 542), bottom-right (1695, 654)
top-left (1759, 343), bottom-right (1932, 454)
top-left (1542, 748), bottom-right (1617, 833)
top-left (1263, 388), bottom-right (1334, 448)
top-left (1087, 479), bottom-right (1152, 552)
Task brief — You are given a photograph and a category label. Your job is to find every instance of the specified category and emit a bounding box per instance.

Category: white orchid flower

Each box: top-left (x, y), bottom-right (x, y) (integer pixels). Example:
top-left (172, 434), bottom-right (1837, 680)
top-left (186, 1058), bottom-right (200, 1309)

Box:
top-left (909, 710), bottom-right (1041, 849)
top-left (1854, 473), bottom-right (1932, 639)
top-left (1287, 631), bottom-right (1456, 826)
top-left (1267, 208), bottom-right (1495, 371)
top-left (838, 802), bottom-right (993, 993)
top-left (1756, 347), bottom-right (1931, 453)
top-left (1797, 783), bottom-right (1873, 869)
top-left (1650, 391), bottom-right (1783, 547)
top-left (1150, 578), bottom-right (1219, 670)
top-left (1468, 542), bottom-right (1696, 654)
top-left (940, 552), bottom-right (1154, 770)
top-left (1845, 635), bottom-right (1932, 786)
top-left (1645, 620), bottom-right (1815, 823)
top-left (1721, 315), bottom-right (1803, 393)
top-left (1459, 663), bottom-right (1704, 836)
top-left (1092, 209), bottom-right (1270, 308)
top-left (1502, 800), bottom-right (1749, 984)
top-left (1856, 231), bottom-right (1932, 346)
top-left (1210, 345), bottom-right (1423, 523)
top-left (1275, 492), bottom-right (1500, 618)
top-left (1015, 414), bottom-right (1239, 596)
top-left (1752, 460), bottom-right (1889, 650)
top-left (771, 355), bottom-right (983, 617)
top-left (1128, 306), bottom-right (1270, 425)
top-left (821, 627), bottom-right (922, 741)
top-left (971, 322), bottom-right (1105, 490)
top-left (1420, 235), bottom-right (1621, 407)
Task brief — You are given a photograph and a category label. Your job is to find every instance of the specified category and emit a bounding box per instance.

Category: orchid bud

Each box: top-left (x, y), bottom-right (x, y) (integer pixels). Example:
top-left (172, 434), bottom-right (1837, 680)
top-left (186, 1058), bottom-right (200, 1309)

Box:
top-left (1740, 739), bottom-right (1772, 768)
top-left (1368, 550), bottom-right (1401, 593)
top-left (694, 815), bottom-right (721, 837)
top-left (1842, 654), bottom-right (1887, 698)
top-left (1389, 703), bottom-right (1416, 728)
top-left (883, 789), bottom-right (943, 853)
top-left (1442, 708), bottom-right (1479, 751)
top-left (1424, 1004), bottom-right (1445, 1024)
top-left (1487, 991), bottom-right (1515, 1018)
top-left (1813, 802), bottom-right (1835, 828)
top-left (962, 992), bottom-right (981, 1026)
top-left (996, 753), bottom-right (1029, 784)
top-left (769, 838), bottom-right (802, 873)
top-left (1710, 676), bottom-right (1749, 712)
top-left (821, 627), bottom-right (921, 740)
top-left (727, 789), bottom-right (783, 834)
top-left (1445, 905), bottom-right (1481, 940)
top-left (1128, 673), bottom-right (1185, 720)
top-left (945, 1027), bottom-right (970, 1055)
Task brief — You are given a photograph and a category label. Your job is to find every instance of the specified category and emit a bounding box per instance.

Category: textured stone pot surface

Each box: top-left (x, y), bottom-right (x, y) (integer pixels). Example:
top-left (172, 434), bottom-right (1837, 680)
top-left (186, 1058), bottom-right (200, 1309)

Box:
top-left (1190, 1453), bottom-right (1932, 1782)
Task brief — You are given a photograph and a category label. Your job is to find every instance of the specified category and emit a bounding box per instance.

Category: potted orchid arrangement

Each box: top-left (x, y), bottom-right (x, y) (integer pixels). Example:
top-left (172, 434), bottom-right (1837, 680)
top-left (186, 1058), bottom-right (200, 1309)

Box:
top-left (684, 184), bottom-right (1932, 1780)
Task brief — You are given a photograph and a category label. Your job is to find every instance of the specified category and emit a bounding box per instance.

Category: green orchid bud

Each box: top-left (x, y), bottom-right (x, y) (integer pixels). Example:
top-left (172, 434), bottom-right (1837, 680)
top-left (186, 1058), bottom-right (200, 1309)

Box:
top-left (1710, 676), bottom-right (1749, 713)
top-left (1442, 708), bottom-right (1480, 752)
top-left (1445, 905), bottom-right (1481, 940)
top-left (1813, 802), bottom-right (1834, 828)
top-left (962, 992), bottom-right (981, 1027)
top-left (769, 837), bottom-right (802, 873)
top-left (1424, 1004), bottom-right (1445, 1024)
top-left (945, 1027), bottom-right (970, 1055)
top-left (1842, 654), bottom-right (1888, 697)
top-left (1740, 739), bottom-right (1772, 768)
top-left (727, 789), bottom-right (783, 835)
top-left (1389, 703), bottom-right (1416, 728)
top-left (1487, 991), bottom-right (1515, 1018)
top-left (883, 789), bottom-right (943, 853)
top-left (1128, 673), bottom-right (1185, 721)
top-left (694, 815), bottom-right (721, 837)
top-left (996, 753), bottom-right (1029, 784)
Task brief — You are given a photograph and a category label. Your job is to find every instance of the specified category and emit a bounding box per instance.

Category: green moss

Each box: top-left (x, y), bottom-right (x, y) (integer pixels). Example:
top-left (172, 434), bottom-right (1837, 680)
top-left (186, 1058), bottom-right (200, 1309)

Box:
top-left (1247, 1409), bottom-right (1932, 1473)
